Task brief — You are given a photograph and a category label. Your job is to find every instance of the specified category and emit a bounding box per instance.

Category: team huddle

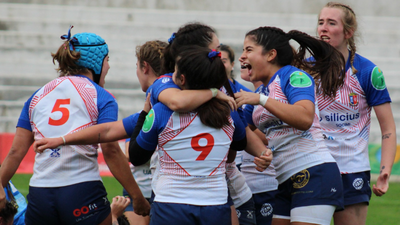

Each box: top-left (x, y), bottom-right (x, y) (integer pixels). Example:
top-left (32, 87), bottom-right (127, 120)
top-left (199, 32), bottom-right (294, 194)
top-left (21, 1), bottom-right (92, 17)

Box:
top-left (0, 2), bottom-right (396, 225)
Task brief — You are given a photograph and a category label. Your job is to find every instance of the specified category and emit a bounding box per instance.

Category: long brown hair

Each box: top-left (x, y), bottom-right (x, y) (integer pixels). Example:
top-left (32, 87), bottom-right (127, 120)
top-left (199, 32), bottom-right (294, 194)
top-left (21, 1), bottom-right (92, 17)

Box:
top-left (246, 26), bottom-right (345, 98)
top-left (51, 41), bottom-right (89, 77)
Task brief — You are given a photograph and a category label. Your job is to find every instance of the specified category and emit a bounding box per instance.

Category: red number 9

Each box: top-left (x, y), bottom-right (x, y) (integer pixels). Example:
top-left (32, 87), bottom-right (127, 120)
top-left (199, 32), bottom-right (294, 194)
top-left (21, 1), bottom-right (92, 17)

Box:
top-left (191, 133), bottom-right (214, 161)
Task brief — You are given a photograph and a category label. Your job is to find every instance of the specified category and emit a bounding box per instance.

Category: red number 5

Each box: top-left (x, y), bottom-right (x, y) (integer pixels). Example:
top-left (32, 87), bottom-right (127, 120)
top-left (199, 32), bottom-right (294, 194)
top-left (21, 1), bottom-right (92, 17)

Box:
top-left (191, 133), bottom-right (214, 161)
top-left (48, 99), bottom-right (70, 126)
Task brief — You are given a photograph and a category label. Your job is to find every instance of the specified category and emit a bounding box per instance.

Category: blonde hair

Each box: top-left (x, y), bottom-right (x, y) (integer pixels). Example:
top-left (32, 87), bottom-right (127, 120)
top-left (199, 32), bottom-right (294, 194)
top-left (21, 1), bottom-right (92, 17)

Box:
top-left (136, 40), bottom-right (168, 76)
top-left (322, 2), bottom-right (359, 74)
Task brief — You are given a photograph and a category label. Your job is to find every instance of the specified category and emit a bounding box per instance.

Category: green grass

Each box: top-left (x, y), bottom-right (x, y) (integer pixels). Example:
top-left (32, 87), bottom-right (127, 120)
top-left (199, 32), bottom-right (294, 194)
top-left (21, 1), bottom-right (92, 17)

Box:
top-left (10, 174), bottom-right (400, 224)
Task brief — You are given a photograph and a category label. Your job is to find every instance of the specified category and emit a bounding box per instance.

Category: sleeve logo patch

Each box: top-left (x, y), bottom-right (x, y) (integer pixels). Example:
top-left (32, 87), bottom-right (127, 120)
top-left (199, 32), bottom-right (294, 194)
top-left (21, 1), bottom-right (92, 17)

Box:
top-left (371, 66), bottom-right (386, 90)
top-left (289, 71), bottom-right (312, 88)
top-left (142, 109), bottom-right (155, 133)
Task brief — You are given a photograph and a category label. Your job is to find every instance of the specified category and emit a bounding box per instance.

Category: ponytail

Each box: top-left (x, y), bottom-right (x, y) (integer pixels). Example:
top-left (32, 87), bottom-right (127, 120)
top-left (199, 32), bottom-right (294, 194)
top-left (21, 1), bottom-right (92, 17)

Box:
top-left (176, 46), bottom-right (231, 128)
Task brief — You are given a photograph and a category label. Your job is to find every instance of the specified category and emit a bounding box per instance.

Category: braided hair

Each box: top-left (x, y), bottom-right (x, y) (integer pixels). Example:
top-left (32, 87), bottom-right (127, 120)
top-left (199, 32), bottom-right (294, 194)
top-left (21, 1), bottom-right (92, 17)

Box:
top-left (136, 40), bottom-right (168, 76)
top-left (321, 2), bottom-right (359, 74)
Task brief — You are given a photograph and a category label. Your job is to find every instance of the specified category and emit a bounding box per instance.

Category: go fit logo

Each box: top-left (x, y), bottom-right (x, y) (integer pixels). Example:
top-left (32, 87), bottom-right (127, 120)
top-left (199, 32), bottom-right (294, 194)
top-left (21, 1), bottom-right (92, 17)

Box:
top-left (73, 203), bottom-right (98, 217)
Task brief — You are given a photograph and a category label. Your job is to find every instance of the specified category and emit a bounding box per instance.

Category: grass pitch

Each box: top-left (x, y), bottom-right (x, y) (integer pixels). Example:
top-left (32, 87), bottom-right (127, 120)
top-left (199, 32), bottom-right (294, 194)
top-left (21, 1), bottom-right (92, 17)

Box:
top-left (10, 174), bottom-right (400, 225)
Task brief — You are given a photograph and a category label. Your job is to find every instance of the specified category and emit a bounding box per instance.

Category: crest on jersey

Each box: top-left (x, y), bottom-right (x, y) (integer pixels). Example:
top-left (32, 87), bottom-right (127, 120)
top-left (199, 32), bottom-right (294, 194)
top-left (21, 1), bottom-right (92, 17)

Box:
top-left (348, 92), bottom-right (358, 106)
top-left (371, 66), bottom-right (386, 90)
top-left (289, 71), bottom-right (312, 88)
top-left (291, 169), bottom-right (310, 188)
top-left (142, 109), bottom-right (155, 133)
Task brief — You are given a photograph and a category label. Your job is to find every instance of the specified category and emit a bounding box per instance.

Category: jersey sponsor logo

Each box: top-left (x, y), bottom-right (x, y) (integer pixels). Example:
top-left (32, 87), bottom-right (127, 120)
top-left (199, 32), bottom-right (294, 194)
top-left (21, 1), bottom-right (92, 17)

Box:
top-left (289, 71), bottom-right (312, 88)
top-left (321, 113), bottom-right (360, 122)
top-left (260, 203), bottom-right (273, 217)
top-left (263, 119), bottom-right (284, 130)
top-left (142, 169), bottom-right (151, 175)
top-left (50, 148), bottom-right (61, 157)
top-left (348, 93), bottom-right (358, 107)
top-left (142, 109), bottom-right (155, 133)
top-left (353, 178), bottom-right (364, 190)
top-left (371, 66), bottom-right (386, 90)
top-left (322, 134), bottom-right (334, 140)
top-left (291, 169), bottom-right (310, 189)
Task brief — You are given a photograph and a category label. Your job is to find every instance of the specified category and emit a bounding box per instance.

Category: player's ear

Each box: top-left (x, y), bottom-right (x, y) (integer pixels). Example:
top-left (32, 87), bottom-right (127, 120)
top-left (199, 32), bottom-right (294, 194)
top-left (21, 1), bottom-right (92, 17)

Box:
top-left (179, 74), bottom-right (186, 86)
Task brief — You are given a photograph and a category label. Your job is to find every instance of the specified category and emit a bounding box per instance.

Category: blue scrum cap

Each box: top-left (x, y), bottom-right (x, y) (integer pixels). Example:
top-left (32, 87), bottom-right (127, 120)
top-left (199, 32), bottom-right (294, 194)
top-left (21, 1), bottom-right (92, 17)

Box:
top-left (72, 32), bottom-right (109, 81)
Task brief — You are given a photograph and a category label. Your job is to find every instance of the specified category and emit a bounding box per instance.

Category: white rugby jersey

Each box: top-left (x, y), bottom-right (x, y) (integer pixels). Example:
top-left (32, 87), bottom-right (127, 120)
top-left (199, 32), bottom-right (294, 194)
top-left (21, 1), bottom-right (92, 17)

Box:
top-left (317, 53), bottom-right (391, 173)
top-left (135, 102), bottom-right (246, 206)
top-left (131, 161), bottom-right (152, 198)
top-left (244, 65), bottom-right (335, 184)
top-left (17, 76), bottom-right (118, 187)
top-left (225, 161), bottom-right (252, 207)
top-left (241, 151), bottom-right (278, 194)
top-left (241, 89), bottom-right (278, 194)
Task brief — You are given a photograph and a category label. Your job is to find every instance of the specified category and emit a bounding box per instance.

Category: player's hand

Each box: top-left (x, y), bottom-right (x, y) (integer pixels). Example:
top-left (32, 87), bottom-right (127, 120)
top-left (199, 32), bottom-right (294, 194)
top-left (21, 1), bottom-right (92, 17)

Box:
top-left (373, 172), bottom-right (389, 196)
top-left (132, 195), bottom-right (151, 216)
top-left (33, 137), bottom-right (63, 153)
top-left (216, 90), bottom-right (237, 111)
top-left (143, 94), bottom-right (152, 113)
top-left (253, 148), bottom-right (272, 172)
top-left (235, 90), bottom-right (260, 108)
top-left (111, 196), bottom-right (131, 218)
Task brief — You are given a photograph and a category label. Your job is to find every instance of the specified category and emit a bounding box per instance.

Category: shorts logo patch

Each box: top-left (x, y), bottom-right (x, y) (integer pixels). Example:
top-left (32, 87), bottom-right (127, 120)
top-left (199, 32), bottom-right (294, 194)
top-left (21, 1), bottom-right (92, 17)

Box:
top-left (353, 178), bottom-right (364, 190)
top-left (246, 210), bottom-right (254, 219)
top-left (371, 66), bottom-right (386, 90)
top-left (289, 71), bottom-right (312, 88)
top-left (260, 203), bottom-right (273, 217)
top-left (236, 209), bottom-right (241, 218)
top-left (348, 92), bottom-right (358, 107)
top-left (142, 109), bottom-right (155, 133)
top-left (291, 169), bottom-right (310, 188)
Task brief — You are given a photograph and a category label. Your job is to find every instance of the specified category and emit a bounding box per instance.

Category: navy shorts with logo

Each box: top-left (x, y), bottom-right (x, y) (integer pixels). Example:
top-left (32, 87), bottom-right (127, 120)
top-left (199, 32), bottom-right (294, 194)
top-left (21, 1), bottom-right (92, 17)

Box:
top-left (236, 197), bottom-right (256, 225)
top-left (274, 163), bottom-right (344, 217)
top-left (26, 181), bottom-right (110, 225)
top-left (252, 190), bottom-right (278, 225)
top-left (341, 171), bottom-right (371, 206)
top-left (150, 202), bottom-right (231, 225)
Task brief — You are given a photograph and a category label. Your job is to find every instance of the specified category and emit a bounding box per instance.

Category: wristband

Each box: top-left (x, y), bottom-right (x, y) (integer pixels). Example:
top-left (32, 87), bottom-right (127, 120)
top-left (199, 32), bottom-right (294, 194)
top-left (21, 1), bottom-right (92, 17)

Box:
top-left (259, 94), bottom-right (269, 106)
top-left (61, 136), bottom-right (66, 145)
top-left (210, 88), bottom-right (218, 98)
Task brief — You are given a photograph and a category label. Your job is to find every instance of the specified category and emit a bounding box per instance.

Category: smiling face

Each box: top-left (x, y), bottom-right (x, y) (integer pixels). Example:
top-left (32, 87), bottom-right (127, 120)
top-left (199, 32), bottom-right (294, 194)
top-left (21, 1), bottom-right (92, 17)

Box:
top-left (239, 36), bottom-right (271, 83)
top-left (318, 7), bottom-right (351, 54)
